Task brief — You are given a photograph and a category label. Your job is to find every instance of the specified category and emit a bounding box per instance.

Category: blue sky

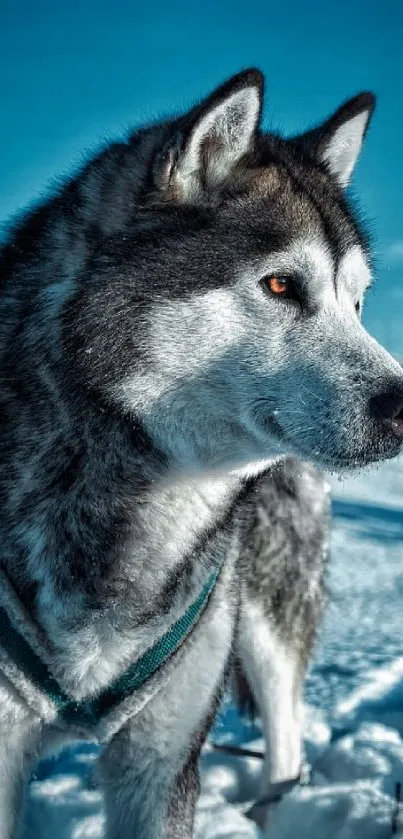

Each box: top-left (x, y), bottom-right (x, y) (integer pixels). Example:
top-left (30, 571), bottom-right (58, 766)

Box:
top-left (0, 0), bottom-right (402, 351)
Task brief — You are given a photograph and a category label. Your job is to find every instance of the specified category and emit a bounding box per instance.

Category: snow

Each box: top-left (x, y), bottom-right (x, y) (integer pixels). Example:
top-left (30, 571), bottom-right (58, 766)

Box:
top-left (21, 456), bottom-right (403, 837)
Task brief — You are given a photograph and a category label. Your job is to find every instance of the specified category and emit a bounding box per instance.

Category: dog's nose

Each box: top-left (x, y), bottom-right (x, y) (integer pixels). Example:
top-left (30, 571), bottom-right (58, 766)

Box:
top-left (370, 386), bottom-right (403, 439)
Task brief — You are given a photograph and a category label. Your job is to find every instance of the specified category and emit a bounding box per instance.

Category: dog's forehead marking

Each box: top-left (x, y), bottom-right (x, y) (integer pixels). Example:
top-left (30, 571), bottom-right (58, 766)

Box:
top-left (250, 165), bottom-right (282, 194)
top-left (249, 165), bottom-right (320, 228)
top-left (337, 245), bottom-right (371, 296)
top-left (248, 162), bottom-right (364, 269)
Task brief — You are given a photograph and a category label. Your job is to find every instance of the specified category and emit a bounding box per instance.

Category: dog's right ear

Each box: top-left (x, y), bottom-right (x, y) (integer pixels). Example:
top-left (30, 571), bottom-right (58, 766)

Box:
top-left (153, 69), bottom-right (263, 201)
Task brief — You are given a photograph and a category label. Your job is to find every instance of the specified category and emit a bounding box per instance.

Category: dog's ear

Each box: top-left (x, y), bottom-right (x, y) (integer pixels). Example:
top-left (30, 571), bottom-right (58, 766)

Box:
top-left (153, 69), bottom-right (263, 200)
top-left (297, 93), bottom-right (375, 188)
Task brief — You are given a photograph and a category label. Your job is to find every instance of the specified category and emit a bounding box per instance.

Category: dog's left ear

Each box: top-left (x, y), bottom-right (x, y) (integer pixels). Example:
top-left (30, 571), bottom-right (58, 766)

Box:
top-left (154, 69), bottom-right (263, 200)
top-left (297, 93), bottom-right (376, 188)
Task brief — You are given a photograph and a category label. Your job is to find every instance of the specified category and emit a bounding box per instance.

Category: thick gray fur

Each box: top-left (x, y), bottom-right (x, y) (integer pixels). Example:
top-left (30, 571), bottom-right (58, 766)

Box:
top-left (0, 68), bottom-right (402, 838)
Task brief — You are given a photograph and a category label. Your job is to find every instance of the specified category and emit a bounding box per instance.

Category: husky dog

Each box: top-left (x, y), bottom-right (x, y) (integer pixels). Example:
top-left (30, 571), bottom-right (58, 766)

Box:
top-left (0, 68), bottom-right (403, 839)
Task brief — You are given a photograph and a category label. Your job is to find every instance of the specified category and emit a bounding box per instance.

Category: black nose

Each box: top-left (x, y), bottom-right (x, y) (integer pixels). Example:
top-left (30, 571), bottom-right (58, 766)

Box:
top-left (370, 385), bottom-right (403, 440)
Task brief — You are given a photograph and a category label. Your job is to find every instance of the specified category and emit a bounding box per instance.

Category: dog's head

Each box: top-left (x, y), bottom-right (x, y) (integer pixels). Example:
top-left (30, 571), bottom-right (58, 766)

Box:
top-left (71, 69), bottom-right (403, 472)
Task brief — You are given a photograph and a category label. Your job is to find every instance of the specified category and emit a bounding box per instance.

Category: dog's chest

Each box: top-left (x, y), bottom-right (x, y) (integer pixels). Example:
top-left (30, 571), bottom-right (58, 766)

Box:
top-left (29, 471), bottom-right (242, 697)
top-left (132, 473), bottom-right (239, 575)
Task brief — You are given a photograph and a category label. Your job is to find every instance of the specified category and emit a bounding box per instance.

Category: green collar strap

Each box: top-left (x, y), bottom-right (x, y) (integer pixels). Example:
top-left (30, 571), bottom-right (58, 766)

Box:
top-left (0, 566), bottom-right (221, 727)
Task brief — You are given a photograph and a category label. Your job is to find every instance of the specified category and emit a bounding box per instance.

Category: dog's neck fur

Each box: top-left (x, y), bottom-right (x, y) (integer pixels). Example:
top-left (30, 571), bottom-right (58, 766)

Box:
top-left (1, 383), bottom-right (239, 597)
top-left (0, 345), bottom-right (242, 693)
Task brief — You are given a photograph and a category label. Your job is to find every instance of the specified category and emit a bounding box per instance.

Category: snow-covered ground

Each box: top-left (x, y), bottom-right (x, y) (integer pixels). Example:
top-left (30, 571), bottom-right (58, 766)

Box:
top-left (24, 456), bottom-right (403, 837)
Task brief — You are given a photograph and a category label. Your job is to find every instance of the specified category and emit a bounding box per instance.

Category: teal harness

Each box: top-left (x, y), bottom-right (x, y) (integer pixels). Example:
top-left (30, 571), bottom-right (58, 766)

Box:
top-left (0, 567), bottom-right (220, 727)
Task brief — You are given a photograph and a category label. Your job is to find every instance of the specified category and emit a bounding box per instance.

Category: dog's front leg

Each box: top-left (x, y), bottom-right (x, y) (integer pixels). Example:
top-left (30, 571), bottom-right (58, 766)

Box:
top-left (0, 688), bottom-right (42, 839)
top-left (100, 721), bottom-right (203, 839)
top-left (237, 596), bottom-right (304, 793)
top-left (99, 577), bottom-right (235, 838)
top-left (99, 598), bottom-right (234, 837)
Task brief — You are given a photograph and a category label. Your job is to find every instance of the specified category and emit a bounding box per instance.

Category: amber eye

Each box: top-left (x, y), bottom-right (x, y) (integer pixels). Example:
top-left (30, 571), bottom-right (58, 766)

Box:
top-left (267, 276), bottom-right (288, 296)
top-left (261, 274), bottom-right (301, 307)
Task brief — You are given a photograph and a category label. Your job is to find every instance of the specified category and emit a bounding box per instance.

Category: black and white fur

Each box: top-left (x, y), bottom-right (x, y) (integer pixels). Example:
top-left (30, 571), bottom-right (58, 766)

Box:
top-left (0, 69), bottom-right (402, 838)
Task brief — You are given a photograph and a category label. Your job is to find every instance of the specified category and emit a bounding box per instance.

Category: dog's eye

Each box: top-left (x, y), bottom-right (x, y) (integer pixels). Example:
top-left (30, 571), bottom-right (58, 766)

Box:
top-left (355, 301), bottom-right (361, 315)
top-left (261, 274), bottom-right (301, 305)
top-left (267, 276), bottom-right (288, 296)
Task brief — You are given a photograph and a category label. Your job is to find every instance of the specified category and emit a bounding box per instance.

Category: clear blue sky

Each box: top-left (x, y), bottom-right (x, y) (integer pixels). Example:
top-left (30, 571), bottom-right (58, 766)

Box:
top-left (0, 0), bottom-right (402, 352)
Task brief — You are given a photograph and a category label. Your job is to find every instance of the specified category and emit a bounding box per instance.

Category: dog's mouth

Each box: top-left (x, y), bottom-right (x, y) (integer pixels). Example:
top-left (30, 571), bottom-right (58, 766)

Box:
top-left (258, 408), bottom-right (403, 471)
